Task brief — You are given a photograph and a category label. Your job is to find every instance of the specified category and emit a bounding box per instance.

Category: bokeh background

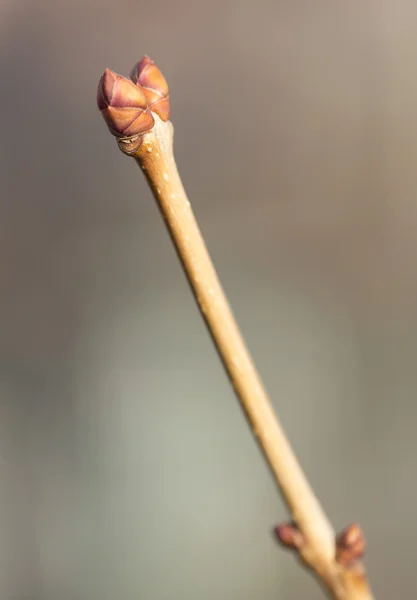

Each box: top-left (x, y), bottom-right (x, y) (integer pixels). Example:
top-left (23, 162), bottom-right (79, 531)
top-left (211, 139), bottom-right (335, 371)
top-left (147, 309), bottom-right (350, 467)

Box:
top-left (1, 1), bottom-right (417, 598)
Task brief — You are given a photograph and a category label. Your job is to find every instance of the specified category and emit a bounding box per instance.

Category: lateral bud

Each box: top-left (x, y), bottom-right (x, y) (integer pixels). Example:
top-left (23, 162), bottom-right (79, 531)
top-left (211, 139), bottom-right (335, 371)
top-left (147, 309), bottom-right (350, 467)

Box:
top-left (336, 523), bottom-right (366, 567)
top-left (97, 68), bottom-right (155, 138)
top-left (273, 522), bottom-right (304, 550)
top-left (130, 55), bottom-right (170, 122)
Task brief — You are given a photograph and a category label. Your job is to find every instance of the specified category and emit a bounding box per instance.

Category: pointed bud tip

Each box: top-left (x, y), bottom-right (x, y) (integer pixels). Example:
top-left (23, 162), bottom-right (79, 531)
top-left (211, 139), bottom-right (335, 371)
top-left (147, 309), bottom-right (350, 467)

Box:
top-left (130, 56), bottom-right (170, 122)
top-left (100, 68), bottom-right (118, 84)
top-left (97, 68), bottom-right (119, 109)
top-left (103, 67), bottom-right (118, 79)
top-left (140, 55), bottom-right (154, 67)
top-left (130, 55), bottom-right (154, 84)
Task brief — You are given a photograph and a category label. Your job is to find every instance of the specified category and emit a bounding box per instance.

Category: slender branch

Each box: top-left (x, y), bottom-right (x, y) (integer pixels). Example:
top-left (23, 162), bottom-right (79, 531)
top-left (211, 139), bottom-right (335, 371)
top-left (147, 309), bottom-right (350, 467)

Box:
top-left (122, 117), bottom-right (336, 551)
top-left (120, 116), bottom-right (374, 600)
top-left (97, 61), bottom-right (375, 600)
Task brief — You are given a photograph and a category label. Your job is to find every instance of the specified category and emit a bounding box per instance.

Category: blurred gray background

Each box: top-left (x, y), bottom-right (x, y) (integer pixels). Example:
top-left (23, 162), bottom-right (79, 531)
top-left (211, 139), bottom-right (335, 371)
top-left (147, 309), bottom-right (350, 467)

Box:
top-left (1, 1), bottom-right (416, 598)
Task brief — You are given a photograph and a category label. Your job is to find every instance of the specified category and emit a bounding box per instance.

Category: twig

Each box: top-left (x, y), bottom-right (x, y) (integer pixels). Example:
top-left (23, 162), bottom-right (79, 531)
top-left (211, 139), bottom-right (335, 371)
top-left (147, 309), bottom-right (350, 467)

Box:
top-left (97, 58), bottom-right (375, 600)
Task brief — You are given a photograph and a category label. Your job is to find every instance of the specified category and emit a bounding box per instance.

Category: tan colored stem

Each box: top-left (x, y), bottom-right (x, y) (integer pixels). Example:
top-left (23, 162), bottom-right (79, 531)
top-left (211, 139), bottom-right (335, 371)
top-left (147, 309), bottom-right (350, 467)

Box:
top-left (119, 115), bottom-right (374, 600)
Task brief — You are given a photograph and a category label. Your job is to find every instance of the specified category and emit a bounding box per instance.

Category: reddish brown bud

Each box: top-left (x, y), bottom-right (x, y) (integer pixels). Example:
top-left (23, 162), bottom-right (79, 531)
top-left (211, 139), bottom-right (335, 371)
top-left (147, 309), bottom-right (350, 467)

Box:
top-left (336, 523), bottom-right (366, 566)
top-left (97, 68), bottom-right (155, 138)
top-left (130, 56), bottom-right (170, 122)
top-left (274, 523), bottom-right (304, 550)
